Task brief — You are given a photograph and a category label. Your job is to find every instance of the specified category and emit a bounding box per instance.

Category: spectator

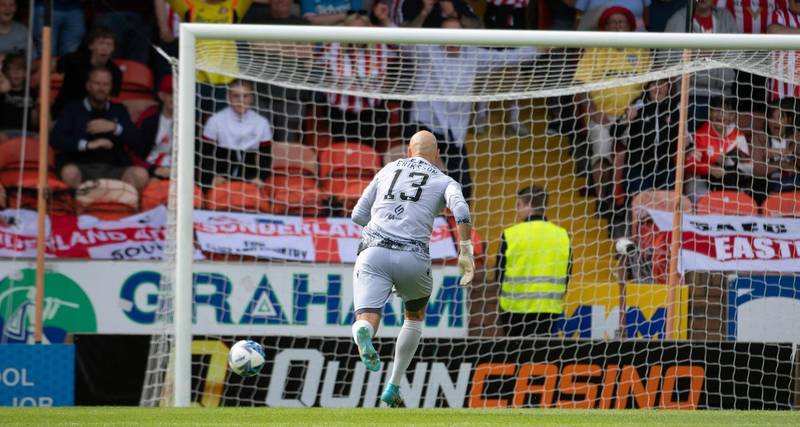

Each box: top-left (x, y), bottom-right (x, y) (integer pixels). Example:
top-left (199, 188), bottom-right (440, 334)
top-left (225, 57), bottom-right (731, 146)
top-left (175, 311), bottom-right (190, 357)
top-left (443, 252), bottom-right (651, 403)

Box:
top-left (750, 102), bottom-right (795, 195)
top-left (135, 76), bottom-right (175, 180)
top-left (323, 12), bottom-right (394, 145)
top-left (246, 0), bottom-right (313, 143)
top-left (546, 0), bottom-right (578, 30)
top-left (93, 1), bottom-right (154, 64)
top-left (301, 0), bottom-right (361, 25)
top-left (717, 0), bottom-right (782, 34)
top-left (768, 0), bottom-right (800, 100)
top-left (404, 18), bottom-right (539, 202)
top-left (779, 112), bottom-right (800, 191)
top-left (33, 0), bottom-right (85, 57)
top-left (201, 79), bottom-right (272, 187)
top-left (618, 78), bottom-right (678, 201)
top-left (648, 0), bottom-right (686, 32)
top-left (480, 0), bottom-right (531, 136)
top-left (51, 67), bottom-right (147, 191)
top-left (664, 0), bottom-right (737, 129)
top-left (242, 0), bottom-right (270, 23)
top-left (575, 0), bottom-right (650, 30)
top-left (153, 0), bottom-right (181, 83)
top-left (168, 0), bottom-right (254, 112)
top-left (370, 0), bottom-right (395, 26)
top-left (401, 0), bottom-right (482, 28)
top-left (245, 0), bottom-right (308, 24)
top-left (718, 0), bottom-right (778, 121)
top-left (0, 54), bottom-right (36, 136)
top-left (495, 185), bottom-right (571, 337)
top-left (53, 26), bottom-right (123, 117)
top-left (573, 6), bottom-right (652, 212)
top-left (684, 96), bottom-right (748, 202)
top-left (0, 0), bottom-right (26, 56)
top-left (485, 0), bottom-right (528, 30)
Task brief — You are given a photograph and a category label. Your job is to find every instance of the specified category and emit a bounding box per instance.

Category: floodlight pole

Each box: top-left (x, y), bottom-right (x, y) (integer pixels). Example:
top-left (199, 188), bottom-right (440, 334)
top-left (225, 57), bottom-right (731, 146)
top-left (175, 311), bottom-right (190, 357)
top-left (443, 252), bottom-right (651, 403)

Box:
top-left (34, 0), bottom-right (53, 345)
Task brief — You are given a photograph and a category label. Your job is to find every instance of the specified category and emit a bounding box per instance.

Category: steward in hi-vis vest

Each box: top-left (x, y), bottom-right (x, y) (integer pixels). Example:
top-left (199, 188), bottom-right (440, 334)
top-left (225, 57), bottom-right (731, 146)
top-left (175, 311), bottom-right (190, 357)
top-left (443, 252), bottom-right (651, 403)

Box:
top-left (496, 186), bottom-right (571, 336)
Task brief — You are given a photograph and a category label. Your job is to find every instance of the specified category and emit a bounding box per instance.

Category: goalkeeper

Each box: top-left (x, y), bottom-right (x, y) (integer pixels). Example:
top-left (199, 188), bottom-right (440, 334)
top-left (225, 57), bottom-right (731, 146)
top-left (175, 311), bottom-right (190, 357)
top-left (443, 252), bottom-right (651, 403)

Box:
top-left (350, 130), bottom-right (474, 407)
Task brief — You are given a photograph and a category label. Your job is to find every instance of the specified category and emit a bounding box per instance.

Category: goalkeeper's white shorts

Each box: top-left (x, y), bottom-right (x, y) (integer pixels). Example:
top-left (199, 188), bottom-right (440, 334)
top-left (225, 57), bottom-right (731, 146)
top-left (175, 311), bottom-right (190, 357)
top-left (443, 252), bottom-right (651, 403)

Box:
top-left (353, 246), bottom-right (432, 312)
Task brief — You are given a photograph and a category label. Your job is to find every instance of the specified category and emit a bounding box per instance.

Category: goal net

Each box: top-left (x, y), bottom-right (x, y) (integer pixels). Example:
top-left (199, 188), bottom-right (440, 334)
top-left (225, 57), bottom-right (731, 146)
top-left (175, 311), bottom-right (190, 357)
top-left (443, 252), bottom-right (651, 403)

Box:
top-left (141, 26), bottom-right (800, 409)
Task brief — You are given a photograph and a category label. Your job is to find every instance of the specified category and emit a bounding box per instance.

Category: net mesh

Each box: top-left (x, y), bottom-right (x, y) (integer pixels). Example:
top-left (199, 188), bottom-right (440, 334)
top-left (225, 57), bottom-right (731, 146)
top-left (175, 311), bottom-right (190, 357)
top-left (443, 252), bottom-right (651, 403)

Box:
top-left (141, 32), bottom-right (800, 408)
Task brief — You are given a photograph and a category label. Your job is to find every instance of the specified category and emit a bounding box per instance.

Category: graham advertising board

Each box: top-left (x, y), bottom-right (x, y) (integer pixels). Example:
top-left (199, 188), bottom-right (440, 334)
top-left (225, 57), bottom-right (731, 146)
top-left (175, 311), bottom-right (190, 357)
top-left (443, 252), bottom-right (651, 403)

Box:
top-left (0, 261), bottom-right (466, 341)
top-left (190, 337), bottom-right (794, 409)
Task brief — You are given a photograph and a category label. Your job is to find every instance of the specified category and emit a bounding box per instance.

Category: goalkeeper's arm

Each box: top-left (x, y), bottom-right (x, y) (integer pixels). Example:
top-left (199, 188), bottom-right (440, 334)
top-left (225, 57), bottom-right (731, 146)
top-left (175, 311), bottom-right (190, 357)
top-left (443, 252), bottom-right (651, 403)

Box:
top-left (445, 182), bottom-right (474, 286)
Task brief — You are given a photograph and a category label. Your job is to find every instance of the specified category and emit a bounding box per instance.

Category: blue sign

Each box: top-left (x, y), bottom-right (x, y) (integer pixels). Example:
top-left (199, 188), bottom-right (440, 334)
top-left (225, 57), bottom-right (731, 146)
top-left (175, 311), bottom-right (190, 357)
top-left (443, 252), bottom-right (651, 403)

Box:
top-left (0, 344), bottom-right (74, 406)
top-left (727, 275), bottom-right (800, 342)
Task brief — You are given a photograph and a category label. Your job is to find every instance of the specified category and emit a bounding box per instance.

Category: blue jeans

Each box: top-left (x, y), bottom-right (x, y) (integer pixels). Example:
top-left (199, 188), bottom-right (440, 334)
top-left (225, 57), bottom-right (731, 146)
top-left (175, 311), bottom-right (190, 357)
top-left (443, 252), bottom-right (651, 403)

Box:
top-left (93, 12), bottom-right (152, 64)
top-left (34, 6), bottom-right (85, 57)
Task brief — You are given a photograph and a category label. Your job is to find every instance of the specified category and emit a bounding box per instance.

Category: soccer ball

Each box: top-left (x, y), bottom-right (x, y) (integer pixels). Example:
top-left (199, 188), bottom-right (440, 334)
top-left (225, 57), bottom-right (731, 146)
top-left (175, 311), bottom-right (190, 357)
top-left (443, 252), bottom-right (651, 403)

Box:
top-left (228, 340), bottom-right (266, 377)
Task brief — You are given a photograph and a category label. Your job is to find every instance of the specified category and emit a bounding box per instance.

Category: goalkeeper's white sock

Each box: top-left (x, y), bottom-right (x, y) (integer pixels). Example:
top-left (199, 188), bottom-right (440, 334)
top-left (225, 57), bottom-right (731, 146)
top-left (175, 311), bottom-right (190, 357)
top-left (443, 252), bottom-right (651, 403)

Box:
top-left (352, 319), bottom-right (374, 344)
top-left (388, 319), bottom-right (423, 386)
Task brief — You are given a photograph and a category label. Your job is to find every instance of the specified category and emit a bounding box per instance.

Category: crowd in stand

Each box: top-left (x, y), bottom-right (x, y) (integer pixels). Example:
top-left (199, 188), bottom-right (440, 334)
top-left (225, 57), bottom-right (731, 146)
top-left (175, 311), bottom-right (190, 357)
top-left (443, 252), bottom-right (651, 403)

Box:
top-left (0, 0), bottom-right (799, 237)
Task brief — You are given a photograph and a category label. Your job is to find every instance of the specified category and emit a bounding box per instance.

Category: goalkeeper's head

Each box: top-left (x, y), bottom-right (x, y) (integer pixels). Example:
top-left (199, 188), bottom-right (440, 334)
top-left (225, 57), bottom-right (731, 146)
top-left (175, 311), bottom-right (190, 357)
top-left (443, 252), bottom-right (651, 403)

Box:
top-left (408, 131), bottom-right (444, 169)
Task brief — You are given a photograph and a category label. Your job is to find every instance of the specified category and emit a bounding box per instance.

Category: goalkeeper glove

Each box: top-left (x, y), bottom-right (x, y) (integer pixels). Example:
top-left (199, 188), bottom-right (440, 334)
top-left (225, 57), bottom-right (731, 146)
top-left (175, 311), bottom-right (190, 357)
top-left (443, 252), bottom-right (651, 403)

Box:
top-left (458, 240), bottom-right (475, 287)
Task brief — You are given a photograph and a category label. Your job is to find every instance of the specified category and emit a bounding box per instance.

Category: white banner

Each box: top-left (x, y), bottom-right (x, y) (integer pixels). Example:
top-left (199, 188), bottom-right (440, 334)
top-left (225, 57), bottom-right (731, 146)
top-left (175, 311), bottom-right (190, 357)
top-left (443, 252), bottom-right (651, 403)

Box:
top-left (193, 211), bottom-right (457, 263)
top-left (0, 207), bottom-right (458, 263)
top-left (647, 209), bottom-right (800, 272)
top-left (0, 261), bottom-right (466, 340)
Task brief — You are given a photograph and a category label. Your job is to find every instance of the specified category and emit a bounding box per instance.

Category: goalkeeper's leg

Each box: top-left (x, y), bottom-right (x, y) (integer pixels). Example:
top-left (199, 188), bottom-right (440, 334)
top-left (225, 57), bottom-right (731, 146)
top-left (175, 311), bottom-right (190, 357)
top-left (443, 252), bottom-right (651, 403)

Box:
top-left (352, 247), bottom-right (394, 372)
top-left (381, 303), bottom-right (426, 408)
top-left (352, 312), bottom-right (381, 372)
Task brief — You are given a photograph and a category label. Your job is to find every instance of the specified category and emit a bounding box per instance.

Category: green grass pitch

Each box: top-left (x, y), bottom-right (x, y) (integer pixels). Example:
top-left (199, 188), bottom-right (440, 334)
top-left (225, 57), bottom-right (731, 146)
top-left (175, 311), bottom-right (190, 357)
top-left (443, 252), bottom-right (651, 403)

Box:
top-left (0, 408), bottom-right (799, 426)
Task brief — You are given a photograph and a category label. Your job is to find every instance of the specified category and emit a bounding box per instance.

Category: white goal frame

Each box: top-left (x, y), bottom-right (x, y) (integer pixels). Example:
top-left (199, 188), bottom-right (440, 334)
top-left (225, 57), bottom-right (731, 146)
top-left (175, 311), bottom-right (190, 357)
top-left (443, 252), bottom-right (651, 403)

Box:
top-left (174, 23), bottom-right (800, 407)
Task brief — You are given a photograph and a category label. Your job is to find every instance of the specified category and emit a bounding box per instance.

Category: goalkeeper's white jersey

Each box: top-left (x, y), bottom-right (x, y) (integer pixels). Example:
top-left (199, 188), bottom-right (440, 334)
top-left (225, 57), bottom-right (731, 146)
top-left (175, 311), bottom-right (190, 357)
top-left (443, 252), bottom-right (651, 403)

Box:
top-left (351, 157), bottom-right (471, 250)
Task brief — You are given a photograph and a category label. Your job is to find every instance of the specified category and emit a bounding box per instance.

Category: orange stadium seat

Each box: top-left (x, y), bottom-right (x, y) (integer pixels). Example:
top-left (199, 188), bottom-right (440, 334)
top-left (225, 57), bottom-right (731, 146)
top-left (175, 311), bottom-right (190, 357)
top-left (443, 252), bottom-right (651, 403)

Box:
top-left (113, 59), bottom-right (154, 94)
top-left (695, 190), bottom-right (759, 216)
top-left (319, 142), bottom-right (381, 210)
top-left (266, 142), bottom-right (323, 216)
top-left (0, 136), bottom-right (73, 213)
top-left (0, 135), bottom-right (53, 180)
top-left (205, 181), bottom-right (268, 213)
top-left (140, 179), bottom-right (203, 212)
top-left (76, 179), bottom-right (139, 220)
top-left (761, 192), bottom-right (800, 218)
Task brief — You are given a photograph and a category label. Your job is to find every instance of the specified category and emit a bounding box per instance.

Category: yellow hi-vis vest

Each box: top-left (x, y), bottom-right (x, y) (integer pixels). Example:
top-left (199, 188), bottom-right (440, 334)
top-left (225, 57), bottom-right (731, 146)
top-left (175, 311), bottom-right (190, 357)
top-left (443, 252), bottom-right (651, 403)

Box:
top-left (500, 221), bottom-right (570, 314)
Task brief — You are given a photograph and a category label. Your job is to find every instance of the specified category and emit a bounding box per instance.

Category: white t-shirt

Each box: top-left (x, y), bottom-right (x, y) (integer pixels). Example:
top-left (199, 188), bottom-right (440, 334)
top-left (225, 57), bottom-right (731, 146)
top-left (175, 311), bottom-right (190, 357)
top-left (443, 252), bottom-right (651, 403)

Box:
top-left (147, 114), bottom-right (173, 167)
top-left (202, 107), bottom-right (273, 151)
top-left (351, 157), bottom-right (470, 247)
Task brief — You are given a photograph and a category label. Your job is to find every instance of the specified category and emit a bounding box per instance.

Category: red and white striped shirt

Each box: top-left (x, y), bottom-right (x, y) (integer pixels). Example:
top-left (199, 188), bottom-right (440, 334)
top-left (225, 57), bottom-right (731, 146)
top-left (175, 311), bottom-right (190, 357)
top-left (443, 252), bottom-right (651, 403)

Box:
top-left (323, 43), bottom-right (395, 114)
top-left (716, 0), bottom-right (786, 33)
top-left (770, 8), bottom-right (800, 99)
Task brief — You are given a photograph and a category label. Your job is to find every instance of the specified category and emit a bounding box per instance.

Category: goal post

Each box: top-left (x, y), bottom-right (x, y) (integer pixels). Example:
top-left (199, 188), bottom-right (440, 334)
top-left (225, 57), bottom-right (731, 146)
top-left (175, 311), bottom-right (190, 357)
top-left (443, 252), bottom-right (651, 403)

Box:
top-left (159, 23), bottom-right (800, 408)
